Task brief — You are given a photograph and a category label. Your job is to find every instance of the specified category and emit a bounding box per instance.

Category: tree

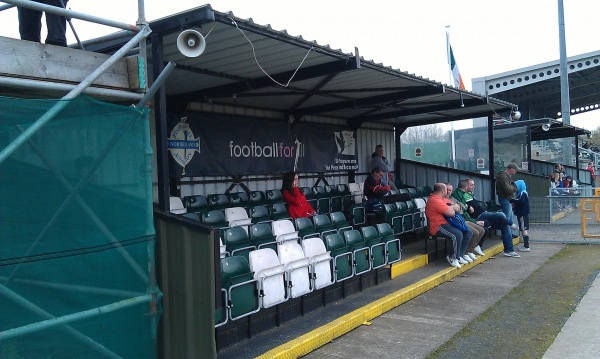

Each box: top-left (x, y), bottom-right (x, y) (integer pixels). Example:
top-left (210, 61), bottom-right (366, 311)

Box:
top-left (401, 124), bottom-right (447, 144)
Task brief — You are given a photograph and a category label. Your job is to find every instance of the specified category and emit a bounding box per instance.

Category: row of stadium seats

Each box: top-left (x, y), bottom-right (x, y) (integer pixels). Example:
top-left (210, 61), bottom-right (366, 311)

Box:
top-left (216, 220), bottom-right (402, 327)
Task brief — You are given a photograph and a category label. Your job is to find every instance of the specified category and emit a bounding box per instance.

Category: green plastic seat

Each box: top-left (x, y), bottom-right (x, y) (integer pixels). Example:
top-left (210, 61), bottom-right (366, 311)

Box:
top-left (376, 223), bottom-right (401, 264)
top-left (295, 217), bottom-right (318, 240)
top-left (361, 226), bottom-right (386, 269)
top-left (220, 256), bottom-right (260, 321)
top-left (223, 226), bottom-right (256, 261)
top-left (250, 222), bottom-right (277, 251)
top-left (324, 233), bottom-right (353, 282)
top-left (343, 230), bottom-right (371, 275)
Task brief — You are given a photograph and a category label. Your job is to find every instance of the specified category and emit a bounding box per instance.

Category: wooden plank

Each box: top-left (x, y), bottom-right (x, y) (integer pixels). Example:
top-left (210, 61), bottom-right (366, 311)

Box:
top-left (0, 36), bottom-right (131, 89)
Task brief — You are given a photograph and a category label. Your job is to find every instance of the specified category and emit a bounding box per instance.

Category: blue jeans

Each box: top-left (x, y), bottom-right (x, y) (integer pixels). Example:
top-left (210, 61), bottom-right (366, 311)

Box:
top-left (477, 211), bottom-right (514, 253)
top-left (437, 224), bottom-right (472, 259)
top-left (497, 197), bottom-right (514, 226)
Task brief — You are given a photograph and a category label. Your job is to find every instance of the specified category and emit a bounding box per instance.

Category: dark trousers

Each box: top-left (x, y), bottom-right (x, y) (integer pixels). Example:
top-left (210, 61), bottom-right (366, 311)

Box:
top-left (18, 0), bottom-right (68, 47)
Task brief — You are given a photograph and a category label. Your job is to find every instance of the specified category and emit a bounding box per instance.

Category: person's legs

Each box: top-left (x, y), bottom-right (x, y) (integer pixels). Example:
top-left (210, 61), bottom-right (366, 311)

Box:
top-left (498, 197), bottom-right (514, 226)
top-left (18, 5), bottom-right (43, 42)
top-left (477, 211), bottom-right (508, 228)
top-left (465, 221), bottom-right (484, 253)
top-left (44, 0), bottom-right (68, 46)
top-left (459, 227), bottom-right (472, 256)
top-left (518, 215), bottom-right (530, 250)
top-left (437, 224), bottom-right (463, 260)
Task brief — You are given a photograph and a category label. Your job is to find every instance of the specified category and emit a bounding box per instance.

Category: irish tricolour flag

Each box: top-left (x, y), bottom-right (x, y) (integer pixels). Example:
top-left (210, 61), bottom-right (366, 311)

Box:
top-left (446, 33), bottom-right (466, 90)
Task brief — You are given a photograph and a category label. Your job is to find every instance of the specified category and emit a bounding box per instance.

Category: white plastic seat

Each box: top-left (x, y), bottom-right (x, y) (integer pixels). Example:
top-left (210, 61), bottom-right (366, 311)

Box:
top-left (414, 198), bottom-right (427, 229)
top-left (249, 248), bottom-right (287, 308)
top-left (348, 182), bottom-right (363, 204)
top-left (302, 237), bottom-right (333, 290)
top-left (225, 206), bottom-right (252, 229)
top-left (277, 241), bottom-right (312, 298)
top-left (169, 196), bottom-right (187, 214)
top-left (272, 219), bottom-right (300, 243)
top-left (219, 238), bottom-right (227, 258)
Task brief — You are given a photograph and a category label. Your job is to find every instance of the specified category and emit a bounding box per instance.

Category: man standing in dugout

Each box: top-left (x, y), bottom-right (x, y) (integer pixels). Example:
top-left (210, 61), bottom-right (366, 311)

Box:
top-left (495, 163), bottom-right (519, 230)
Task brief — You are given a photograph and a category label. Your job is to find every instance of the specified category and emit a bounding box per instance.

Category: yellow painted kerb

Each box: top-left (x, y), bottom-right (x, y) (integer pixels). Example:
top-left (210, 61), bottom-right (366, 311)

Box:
top-left (255, 240), bottom-right (509, 359)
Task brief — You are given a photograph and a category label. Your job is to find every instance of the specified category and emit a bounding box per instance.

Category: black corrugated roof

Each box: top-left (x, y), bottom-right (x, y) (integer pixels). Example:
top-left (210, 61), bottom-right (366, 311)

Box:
top-left (88, 5), bottom-right (515, 128)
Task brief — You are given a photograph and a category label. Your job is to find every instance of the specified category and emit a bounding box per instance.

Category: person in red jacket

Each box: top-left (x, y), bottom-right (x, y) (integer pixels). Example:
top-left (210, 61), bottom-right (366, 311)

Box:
top-left (281, 171), bottom-right (316, 219)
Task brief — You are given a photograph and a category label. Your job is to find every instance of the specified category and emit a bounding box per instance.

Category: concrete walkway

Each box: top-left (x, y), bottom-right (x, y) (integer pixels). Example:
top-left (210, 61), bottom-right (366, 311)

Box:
top-left (542, 273), bottom-right (600, 359)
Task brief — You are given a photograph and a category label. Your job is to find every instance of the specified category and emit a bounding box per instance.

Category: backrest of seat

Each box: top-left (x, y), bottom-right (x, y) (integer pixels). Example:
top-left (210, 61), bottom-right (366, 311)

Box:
top-left (250, 222), bottom-right (276, 250)
top-left (343, 229), bottom-right (364, 248)
top-left (423, 186), bottom-right (432, 196)
top-left (250, 205), bottom-right (271, 223)
top-left (201, 209), bottom-right (229, 228)
top-left (324, 233), bottom-right (346, 252)
top-left (269, 202), bottom-right (289, 220)
top-left (271, 219), bottom-right (298, 242)
top-left (295, 217), bottom-right (316, 238)
top-left (302, 236), bottom-right (327, 258)
top-left (330, 211), bottom-right (349, 228)
top-left (182, 195), bottom-right (209, 215)
top-left (221, 256), bottom-right (252, 286)
top-left (398, 188), bottom-right (409, 196)
top-left (208, 193), bottom-right (230, 210)
top-left (376, 222), bottom-right (394, 238)
top-left (348, 183), bottom-right (363, 204)
top-left (361, 226), bottom-right (380, 243)
top-left (407, 187), bottom-right (418, 198)
top-left (225, 207), bottom-right (251, 228)
top-left (250, 190), bottom-right (267, 206)
top-left (228, 191), bottom-right (250, 208)
top-left (300, 186), bottom-right (313, 198)
top-left (313, 213), bottom-right (332, 230)
top-left (266, 189), bottom-right (283, 203)
top-left (169, 196), bottom-right (186, 214)
top-left (223, 226), bottom-right (251, 246)
top-left (182, 213), bottom-right (199, 221)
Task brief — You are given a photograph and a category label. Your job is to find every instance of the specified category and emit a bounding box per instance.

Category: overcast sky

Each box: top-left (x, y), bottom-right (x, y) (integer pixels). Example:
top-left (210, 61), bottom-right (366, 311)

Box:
top-left (1, 0), bottom-right (597, 130)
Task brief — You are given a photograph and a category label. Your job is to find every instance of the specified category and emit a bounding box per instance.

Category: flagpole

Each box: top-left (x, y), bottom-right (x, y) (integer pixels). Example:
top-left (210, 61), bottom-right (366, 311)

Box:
top-left (446, 25), bottom-right (456, 168)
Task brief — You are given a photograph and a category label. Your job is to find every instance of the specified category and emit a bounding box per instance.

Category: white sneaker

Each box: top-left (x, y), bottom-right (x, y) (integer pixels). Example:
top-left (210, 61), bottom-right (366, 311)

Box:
top-left (450, 259), bottom-right (461, 268)
top-left (503, 251), bottom-right (521, 258)
top-left (474, 245), bottom-right (485, 256)
top-left (518, 247), bottom-right (531, 252)
top-left (458, 257), bottom-right (468, 264)
top-left (462, 255), bottom-right (473, 263)
top-left (510, 224), bottom-right (518, 230)
top-left (468, 252), bottom-right (478, 261)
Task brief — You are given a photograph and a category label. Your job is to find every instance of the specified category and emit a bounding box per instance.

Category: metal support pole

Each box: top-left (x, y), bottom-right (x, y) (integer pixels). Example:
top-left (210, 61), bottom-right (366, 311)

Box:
top-left (558, 0), bottom-right (572, 168)
top-left (137, 61), bottom-right (176, 108)
top-left (0, 284), bottom-right (121, 357)
top-left (0, 3), bottom-right (15, 11)
top-left (0, 289), bottom-right (152, 341)
top-left (0, 25), bottom-right (152, 165)
top-left (0, 76), bottom-right (143, 101)
top-left (2, 0), bottom-right (139, 31)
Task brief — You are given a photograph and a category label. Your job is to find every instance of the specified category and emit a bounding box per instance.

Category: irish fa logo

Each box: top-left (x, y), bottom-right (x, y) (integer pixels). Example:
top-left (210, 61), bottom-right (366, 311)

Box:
top-left (167, 118), bottom-right (200, 175)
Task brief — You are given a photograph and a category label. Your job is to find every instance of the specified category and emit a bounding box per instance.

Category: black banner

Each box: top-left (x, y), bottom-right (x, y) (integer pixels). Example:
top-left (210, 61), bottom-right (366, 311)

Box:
top-left (167, 112), bottom-right (358, 177)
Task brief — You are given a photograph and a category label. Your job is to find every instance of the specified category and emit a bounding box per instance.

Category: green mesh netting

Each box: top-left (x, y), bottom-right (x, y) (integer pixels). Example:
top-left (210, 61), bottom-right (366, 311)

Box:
top-left (0, 95), bottom-right (160, 358)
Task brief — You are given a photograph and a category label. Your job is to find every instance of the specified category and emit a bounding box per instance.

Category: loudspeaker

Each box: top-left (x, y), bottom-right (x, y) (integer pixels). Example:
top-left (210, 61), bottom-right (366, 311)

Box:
top-left (177, 29), bottom-right (206, 57)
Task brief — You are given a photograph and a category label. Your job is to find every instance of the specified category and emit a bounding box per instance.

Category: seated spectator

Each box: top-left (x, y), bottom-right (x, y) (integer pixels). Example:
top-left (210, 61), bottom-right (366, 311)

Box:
top-left (425, 183), bottom-right (472, 268)
top-left (281, 171), bottom-right (316, 219)
top-left (452, 178), bottom-right (520, 258)
top-left (446, 182), bottom-right (487, 258)
top-left (363, 167), bottom-right (410, 205)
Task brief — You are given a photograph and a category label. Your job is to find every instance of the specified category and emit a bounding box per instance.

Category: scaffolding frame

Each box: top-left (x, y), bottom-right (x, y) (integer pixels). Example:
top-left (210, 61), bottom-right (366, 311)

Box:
top-left (0, 1), bottom-right (167, 356)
